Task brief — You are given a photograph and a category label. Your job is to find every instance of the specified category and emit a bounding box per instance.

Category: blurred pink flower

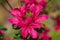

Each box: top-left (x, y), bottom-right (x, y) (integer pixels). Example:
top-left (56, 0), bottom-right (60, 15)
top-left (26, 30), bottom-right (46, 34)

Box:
top-left (55, 16), bottom-right (60, 30)
top-left (0, 30), bottom-right (4, 36)
top-left (4, 38), bottom-right (14, 40)
top-left (4, 38), bottom-right (9, 40)
top-left (41, 29), bottom-right (52, 40)
top-left (9, 6), bottom-right (48, 38)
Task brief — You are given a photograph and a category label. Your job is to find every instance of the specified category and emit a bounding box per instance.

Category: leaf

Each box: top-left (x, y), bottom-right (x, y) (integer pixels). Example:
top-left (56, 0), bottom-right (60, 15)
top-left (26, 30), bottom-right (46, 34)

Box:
top-left (0, 26), bottom-right (7, 31)
top-left (0, 35), bottom-right (4, 39)
top-left (12, 25), bottom-right (20, 30)
top-left (14, 34), bottom-right (20, 39)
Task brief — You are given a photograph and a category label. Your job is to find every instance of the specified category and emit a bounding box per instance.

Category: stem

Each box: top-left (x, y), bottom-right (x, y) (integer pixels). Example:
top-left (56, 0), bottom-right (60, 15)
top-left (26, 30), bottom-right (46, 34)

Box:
top-left (6, 0), bottom-right (13, 9)
top-left (0, 3), bottom-right (10, 12)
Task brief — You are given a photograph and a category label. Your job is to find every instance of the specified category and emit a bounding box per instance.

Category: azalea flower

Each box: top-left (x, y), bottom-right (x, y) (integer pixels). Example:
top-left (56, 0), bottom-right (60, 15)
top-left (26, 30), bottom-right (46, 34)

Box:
top-left (55, 16), bottom-right (60, 30)
top-left (9, 6), bottom-right (48, 38)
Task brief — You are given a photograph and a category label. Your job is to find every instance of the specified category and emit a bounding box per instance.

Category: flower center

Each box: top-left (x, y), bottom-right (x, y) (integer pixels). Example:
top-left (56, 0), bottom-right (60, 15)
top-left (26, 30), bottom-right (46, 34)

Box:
top-left (26, 11), bottom-right (32, 17)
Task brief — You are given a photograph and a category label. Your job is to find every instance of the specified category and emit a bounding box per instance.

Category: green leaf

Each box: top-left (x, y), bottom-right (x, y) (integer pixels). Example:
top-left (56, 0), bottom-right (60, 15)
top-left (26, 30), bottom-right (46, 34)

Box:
top-left (14, 34), bottom-right (21, 39)
top-left (1, 28), bottom-right (7, 31)
top-left (0, 35), bottom-right (4, 39)
top-left (0, 27), bottom-right (7, 31)
top-left (12, 25), bottom-right (20, 30)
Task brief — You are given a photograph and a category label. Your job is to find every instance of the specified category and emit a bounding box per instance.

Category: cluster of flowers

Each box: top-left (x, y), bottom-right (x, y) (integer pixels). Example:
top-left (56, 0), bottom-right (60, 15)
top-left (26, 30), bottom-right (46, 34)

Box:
top-left (9, 0), bottom-right (51, 40)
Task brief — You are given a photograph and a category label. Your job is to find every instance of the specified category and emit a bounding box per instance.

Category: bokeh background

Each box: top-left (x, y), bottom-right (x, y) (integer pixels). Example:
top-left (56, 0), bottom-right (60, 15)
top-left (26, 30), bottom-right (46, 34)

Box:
top-left (0, 0), bottom-right (60, 40)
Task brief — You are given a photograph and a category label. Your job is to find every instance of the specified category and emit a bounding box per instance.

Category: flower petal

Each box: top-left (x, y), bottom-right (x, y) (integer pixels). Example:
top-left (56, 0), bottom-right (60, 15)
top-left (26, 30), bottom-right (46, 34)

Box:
top-left (9, 18), bottom-right (19, 25)
top-left (29, 27), bottom-right (38, 38)
top-left (19, 6), bottom-right (26, 15)
top-left (22, 27), bottom-right (28, 38)
top-left (31, 23), bottom-right (41, 29)
top-left (35, 5), bottom-right (43, 16)
top-left (29, 4), bottom-right (35, 14)
top-left (11, 8), bottom-right (21, 17)
top-left (36, 14), bottom-right (48, 23)
top-left (18, 18), bottom-right (25, 27)
top-left (39, 0), bottom-right (47, 7)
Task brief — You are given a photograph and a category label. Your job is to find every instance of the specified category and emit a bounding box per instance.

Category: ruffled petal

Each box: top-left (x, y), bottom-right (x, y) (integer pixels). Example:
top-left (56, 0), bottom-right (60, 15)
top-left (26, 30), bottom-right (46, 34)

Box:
top-left (19, 6), bottom-right (26, 15)
top-left (22, 27), bottom-right (28, 38)
top-left (31, 23), bottom-right (41, 29)
top-left (35, 5), bottom-right (43, 16)
top-left (11, 8), bottom-right (21, 17)
top-left (29, 4), bottom-right (35, 14)
top-left (36, 14), bottom-right (48, 23)
top-left (39, 0), bottom-right (47, 7)
top-left (29, 27), bottom-right (38, 38)
top-left (9, 18), bottom-right (19, 25)
top-left (18, 18), bottom-right (25, 27)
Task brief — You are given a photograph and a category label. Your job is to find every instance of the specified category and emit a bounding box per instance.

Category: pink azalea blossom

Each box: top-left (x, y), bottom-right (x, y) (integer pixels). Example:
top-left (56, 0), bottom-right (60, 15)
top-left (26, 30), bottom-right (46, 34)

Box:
top-left (0, 30), bottom-right (4, 36)
top-left (55, 16), bottom-right (60, 30)
top-left (9, 6), bottom-right (48, 38)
